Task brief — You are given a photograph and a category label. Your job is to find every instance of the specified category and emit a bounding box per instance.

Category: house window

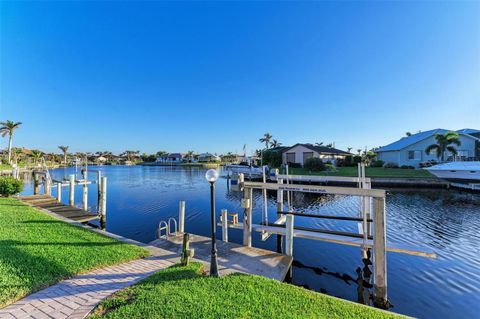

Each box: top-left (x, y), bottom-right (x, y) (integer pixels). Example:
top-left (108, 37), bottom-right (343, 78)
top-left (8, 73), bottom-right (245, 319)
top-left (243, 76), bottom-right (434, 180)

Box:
top-left (408, 150), bottom-right (421, 160)
top-left (303, 152), bottom-right (313, 164)
top-left (286, 152), bottom-right (296, 164)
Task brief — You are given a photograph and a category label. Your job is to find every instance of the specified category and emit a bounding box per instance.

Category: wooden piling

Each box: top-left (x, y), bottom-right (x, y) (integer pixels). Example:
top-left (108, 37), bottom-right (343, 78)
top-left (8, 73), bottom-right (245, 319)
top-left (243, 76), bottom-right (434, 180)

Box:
top-left (242, 187), bottom-right (253, 247)
top-left (277, 177), bottom-right (284, 253)
top-left (373, 196), bottom-right (387, 304)
top-left (69, 174), bottom-right (75, 206)
top-left (99, 176), bottom-right (107, 229)
top-left (285, 214), bottom-right (294, 257)
top-left (57, 182), bottom-right (62, 203)
top-left (178, 200), bottom-right (185, 233)
top-left (221, 209), bottom-right (228, 242)
top-left (97, 171), bottom-right (102, 204)
top-left (33, 172), bottom-right (39, 195)
top-left (180, 233), bottom-right (194, 266)
top-left (82, 172), bottom-right (88, 211)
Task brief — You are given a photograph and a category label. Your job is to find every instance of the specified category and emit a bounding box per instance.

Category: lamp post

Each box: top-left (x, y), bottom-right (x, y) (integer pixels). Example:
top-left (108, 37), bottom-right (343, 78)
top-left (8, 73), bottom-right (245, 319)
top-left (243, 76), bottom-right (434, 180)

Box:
top-left (205, 169), bottom-right (219, 277)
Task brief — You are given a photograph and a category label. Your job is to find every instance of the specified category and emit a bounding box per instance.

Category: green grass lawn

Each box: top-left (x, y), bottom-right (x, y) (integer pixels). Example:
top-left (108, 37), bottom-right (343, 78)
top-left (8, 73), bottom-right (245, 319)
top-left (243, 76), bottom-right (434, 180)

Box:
top-left (90, 263), bottom-right (402, 319)
top-left (0, 197), bottom-right (149, 307)
top-left (289, 166), bottom-right (434, 178)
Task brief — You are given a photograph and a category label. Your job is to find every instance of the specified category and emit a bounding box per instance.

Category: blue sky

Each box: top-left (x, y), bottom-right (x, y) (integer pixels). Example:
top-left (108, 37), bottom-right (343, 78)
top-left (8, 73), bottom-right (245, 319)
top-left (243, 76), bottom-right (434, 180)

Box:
top-left (1, 1), bottom-right (479, 155)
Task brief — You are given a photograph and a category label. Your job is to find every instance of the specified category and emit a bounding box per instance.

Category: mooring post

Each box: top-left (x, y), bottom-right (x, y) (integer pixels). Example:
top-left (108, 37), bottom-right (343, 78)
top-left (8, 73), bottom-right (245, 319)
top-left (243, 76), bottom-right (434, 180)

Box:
top-left (45, 177), bottom-right (51, 196)
top-left (82, 171), bottom-right (88, 211)
top-left (373, 196), bottom-right (387, 306)
top-left (221, 208), bottom-right (228, 242)
top-left (100, 176), bottom-right (107, 229)
top-left (285, 214), bottom-right (294, 257)
top-left (33, 172), bottom-right (39, 195)
top-left (178, 200), bottom-right (185, 233)
top-left (56, 182), bottom-right (62, 203)
top-left (181, 233), bottom-right (194, 266)
top-left (97, 170), bottom-right (102, 204)
top-left (277, 177), bottom-right (284, 253)
top-left (242, 187), bottom-right (253, 247)
top-left (69, 174), bottom-right (75, 206)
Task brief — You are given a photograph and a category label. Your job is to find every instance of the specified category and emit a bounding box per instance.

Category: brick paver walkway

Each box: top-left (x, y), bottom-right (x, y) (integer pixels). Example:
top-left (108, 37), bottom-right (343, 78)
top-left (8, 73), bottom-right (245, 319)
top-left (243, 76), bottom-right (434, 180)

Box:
top-left (0, 255), bottom-right (175, 319)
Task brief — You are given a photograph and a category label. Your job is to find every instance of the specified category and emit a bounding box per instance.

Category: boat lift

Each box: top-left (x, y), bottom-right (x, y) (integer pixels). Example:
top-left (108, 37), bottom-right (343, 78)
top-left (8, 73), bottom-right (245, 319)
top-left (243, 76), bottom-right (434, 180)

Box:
top-left (221, 164), bottom-right (436, 306)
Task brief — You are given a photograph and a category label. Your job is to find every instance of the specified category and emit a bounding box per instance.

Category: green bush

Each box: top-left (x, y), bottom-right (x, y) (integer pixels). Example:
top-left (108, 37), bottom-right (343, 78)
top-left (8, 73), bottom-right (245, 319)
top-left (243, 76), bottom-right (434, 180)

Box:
top-left (353, 155), bottom-right (362, 165)
top-left (383, 162), bottom-right (399, 169)
top-left (324, 163), bottom-right (336, 171)
top-left (370, 160), bottom-right (384, 167)
top-left (0, 176), bottom-right (24, 196)
top-left (262, 150), bottom-right (282, 168)
top-left (400, 165), bottom-right (415, 169)
top-left (304, 157), bottom-right (326, 171)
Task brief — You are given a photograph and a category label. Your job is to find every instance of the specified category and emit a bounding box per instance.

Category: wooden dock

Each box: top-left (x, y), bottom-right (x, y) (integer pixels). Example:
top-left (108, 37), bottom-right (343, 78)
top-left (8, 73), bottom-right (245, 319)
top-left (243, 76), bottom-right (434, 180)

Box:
top-left (19, 194), bottom-right (99, 223)
top-left (150, 233), bottom-right (293, 281)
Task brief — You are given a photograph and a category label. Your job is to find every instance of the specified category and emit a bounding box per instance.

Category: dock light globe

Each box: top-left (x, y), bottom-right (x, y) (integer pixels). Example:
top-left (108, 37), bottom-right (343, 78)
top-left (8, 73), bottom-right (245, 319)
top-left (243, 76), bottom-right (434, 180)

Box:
top-left (205, 169), bottom-right (219, 183)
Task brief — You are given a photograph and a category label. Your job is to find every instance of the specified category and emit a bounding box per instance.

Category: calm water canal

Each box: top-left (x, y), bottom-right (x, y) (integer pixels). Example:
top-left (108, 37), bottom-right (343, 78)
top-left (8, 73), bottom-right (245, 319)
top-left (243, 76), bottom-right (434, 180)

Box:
top-left (22, 165), bottom-right (480, 319)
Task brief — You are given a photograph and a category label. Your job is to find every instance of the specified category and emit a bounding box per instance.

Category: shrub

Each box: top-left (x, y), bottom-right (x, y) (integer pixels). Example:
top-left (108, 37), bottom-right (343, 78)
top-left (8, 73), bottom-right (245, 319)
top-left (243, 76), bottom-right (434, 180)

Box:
top-left (0, 176), bottom-right (24, 196)
top-left (370, 160), bottom-right (384, 168)
top-left (304, 158), bottom-right (326, 171)
top-left (383, 162), bottom-right (399, 169)
top-left (324, 163), bottom-right (336, 171)
top-left (286, 162), bottom-right (302, 169)
top-left (352, 155), bottom-right (362, 165)
top-left (400, 165), bottom-right (415, 169)
top-left (262, 150), bottom-right (282, 168)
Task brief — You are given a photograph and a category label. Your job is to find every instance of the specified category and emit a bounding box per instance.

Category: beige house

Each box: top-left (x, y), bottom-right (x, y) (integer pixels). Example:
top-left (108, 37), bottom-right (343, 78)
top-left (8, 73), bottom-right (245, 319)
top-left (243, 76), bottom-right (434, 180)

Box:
top-left (282, 143), bottom-right (351, 166)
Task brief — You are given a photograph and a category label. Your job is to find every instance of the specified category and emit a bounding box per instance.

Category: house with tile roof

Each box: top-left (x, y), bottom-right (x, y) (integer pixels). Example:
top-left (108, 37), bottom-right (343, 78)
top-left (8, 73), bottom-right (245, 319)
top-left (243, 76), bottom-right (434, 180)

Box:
top-left (281, 143), bottom-right (351, 166)
top-left (376, 129), bottom-right (480, 167)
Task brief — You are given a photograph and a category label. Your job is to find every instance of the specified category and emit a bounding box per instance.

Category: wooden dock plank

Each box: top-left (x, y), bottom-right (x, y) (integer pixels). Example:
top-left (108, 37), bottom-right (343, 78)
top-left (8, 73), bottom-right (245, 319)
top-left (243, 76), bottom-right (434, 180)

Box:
top-left (17, 195), bottom-right (99, 223)
top-left (150, 233), bottom-right (292, 281)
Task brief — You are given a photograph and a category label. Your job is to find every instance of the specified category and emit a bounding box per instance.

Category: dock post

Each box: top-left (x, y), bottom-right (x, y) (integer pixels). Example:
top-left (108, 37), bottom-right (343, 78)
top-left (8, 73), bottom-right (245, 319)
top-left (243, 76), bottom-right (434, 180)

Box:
top-left (45, 178), bottom-right (51, 196)
top-left (97, 170), bottom-right (102, 204)
top-left (277, 177), bottom-right (284, 253)
top-left (100, 176), bottom-right (107, 230)
top-left (373, 196), bottom-right (387, 307)
top-left (285, 214), bottom-right (294, 257)
top-left (178, 200), bottom-right (185, 233)
top-left (242, 187), bottom-right (253, 247)
top-left (33, 172), bottom-right (39, 195)
top-left (221, 209), bottom-right (228, 242)
top-left (56, 182), bottom-right (62, 203)
top-left (69, 174), bottom-right (75, 206)
top-left (82, 172), bottom-right (88, 211)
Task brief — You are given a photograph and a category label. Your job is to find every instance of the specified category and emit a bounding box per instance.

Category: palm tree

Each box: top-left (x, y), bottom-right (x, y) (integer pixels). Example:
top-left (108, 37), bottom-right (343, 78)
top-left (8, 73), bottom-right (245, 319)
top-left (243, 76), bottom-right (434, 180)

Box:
top-left (259, 133), bottom-right (273, 149)
top-left (347, 147), bottom-right (353, 153)
top-left (270, 139), bottom-right (282, 148)
top-left (30, 150), bottom-right (43, 166)
top-left (315, 142), bottom-right (324, 146)
top-left (185, 150), bottom-right (195, 162)
top-left (425, 131), bottom-right (461, 161)
top-left (406, 132), bottom-right (412, 137)
top-left (0, 120), bottom-right (22, 164)
top-left (58, 146), bottom-right (69, 164)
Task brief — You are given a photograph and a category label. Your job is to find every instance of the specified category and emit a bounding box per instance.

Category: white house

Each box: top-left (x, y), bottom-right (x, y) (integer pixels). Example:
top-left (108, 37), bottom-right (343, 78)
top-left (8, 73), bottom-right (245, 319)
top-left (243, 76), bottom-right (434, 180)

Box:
top-left (281, 143), bottom-right (351, 166)
top-left (155, 153), bottom-right (184, 163)
top-left (198, 153), bottom-right (221, 162)
top-left (376, 129), bottom-right (480, 168)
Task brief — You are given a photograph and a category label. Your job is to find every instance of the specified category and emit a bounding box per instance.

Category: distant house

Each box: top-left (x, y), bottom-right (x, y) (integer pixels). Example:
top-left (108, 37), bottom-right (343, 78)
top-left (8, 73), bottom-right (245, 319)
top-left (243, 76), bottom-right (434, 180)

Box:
top-left (156, 153), bottom-right (184, 163)
top-left (220, 154), bottom-right (244, 163)
top-left (376, 129), bottom-right (480, 168)
top-left (198, 153), bottom-right (221, 162)
top-left (281, 143), bottom-right (351, 166)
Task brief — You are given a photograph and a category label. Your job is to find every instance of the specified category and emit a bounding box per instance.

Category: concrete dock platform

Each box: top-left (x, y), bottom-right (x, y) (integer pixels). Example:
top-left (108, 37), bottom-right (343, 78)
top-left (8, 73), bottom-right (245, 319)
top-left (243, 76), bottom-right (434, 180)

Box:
top-left (150, 233), bottom-right (292, 281)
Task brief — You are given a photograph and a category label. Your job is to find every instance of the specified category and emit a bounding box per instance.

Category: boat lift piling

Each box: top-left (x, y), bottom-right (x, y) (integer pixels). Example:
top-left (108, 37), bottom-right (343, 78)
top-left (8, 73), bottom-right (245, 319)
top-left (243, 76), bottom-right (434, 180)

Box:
top-left (225, 167), bottom-right (436, 307)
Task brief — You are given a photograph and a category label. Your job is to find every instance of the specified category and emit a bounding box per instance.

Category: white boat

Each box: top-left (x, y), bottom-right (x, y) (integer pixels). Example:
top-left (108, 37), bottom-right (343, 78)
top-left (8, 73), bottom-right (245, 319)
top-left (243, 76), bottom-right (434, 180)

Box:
top-left (425, 161), bottom-right (480, 183)
top-left (225, 162), bottom-right (264, 177)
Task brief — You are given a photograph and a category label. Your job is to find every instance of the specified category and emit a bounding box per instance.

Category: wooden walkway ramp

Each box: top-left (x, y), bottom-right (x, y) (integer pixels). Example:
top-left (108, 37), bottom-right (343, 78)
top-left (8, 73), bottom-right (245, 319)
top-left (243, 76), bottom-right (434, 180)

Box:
top-left (19, 194), bottom-right (99, 223)
top-left (150, 233), bottom-right (293, 281)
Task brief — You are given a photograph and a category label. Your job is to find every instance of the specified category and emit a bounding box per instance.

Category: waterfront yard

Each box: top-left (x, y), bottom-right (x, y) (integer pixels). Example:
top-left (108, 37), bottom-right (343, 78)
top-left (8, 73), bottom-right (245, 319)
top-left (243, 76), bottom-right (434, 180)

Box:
top-left (0, 197), bottom-right (149, 307)
top-left (289, 166), bottom-right (435, 178)
top-left (90, 262), bottom-right (400, 319)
